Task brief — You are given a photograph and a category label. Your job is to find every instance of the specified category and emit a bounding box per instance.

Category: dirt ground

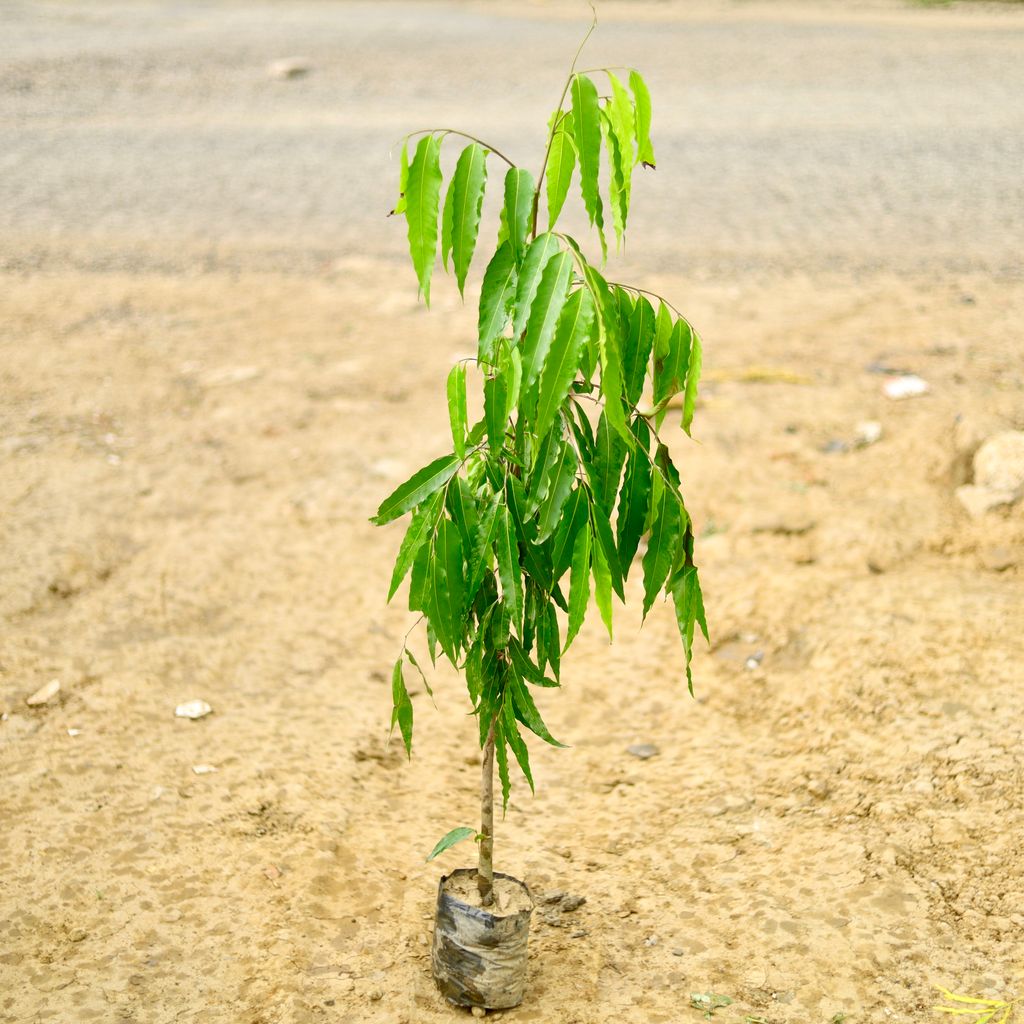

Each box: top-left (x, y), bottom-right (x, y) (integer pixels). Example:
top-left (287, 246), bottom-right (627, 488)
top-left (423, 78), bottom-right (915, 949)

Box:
top-left (2, 3), bottom-right (1024, 1023)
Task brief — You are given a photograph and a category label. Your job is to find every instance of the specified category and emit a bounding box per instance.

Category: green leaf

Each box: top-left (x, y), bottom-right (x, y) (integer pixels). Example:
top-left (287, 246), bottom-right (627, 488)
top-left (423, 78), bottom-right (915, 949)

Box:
top-left (440, 173), bottom-right (455, 272)
top-left (570, 74), bottom-right (606, 259)
top-left (425, 826), bottom-right (476, 862)
top-left (616, 418), bottom-right (652, 575)
top-left (537, 601), bottom-right (561, 681)
top-left (537, 441), bottom-right (578, 542)
top-left (629, 70), bottom-right (655, 168)
top-left (502, 167), bottom-right (536, 263)
top-left (392, 139), bottom-right (409, 216)
top-left (655, 316), bottom-right (691, 406)
top-left (602, 109), bottom-right (627, 250)
top-left (642, 484), bottom-right (681, 619)
top-left (588, 411), bottom-right (627, 514)
top-left (372, 453), bottom-right (459, 526)
top-left (494, 504), bottom-right (523, 633)
top-left (682, 328), bottom-right (703, 437)
top-left (623, 295), bottom-right (656, 405)
top-left (405, 134), bottom-right (443, 305)
top-left (606, 72), bottom-right (636, 216)
top-left (591, 502), bottom-right (625, 601)
top-left (495, 713), bottom-right (512, 812)
top-left (424, 518), bottom-right (465, 662)
top-left (446, 475), bottom-right (478, 557)
top-left (502, 691), bottom-right (534, 791)
top-left (534, 289), bottom-right (595, 443)
top-left (512, 233), bottom-right (561, 342)
top-left (502, 345), bottom-right (522, 424)
top-left (466, 496), bottom-right (499, 599)
top-left (505, 476), bottom-right (554, 591)
top-left (508, 636), bottom-right (557, 688)
top-left (551, 485), bottom-right (588, 581)
top-left (484, 372), bottom-right (507, 455)
top-left (478, 243), bottom-right (518, 364)
top-left (520, 251), bottom-right (573, 396)
top-left (404, 646), bottom-right (432, 699)
top-left (447, 363), bottom-right (468, 459)
top-left (450, 143), bottom-right (489, 296)
top-left (546, 110), bottom-right (576, 230)
top-left (390, 658), bottom-right (413, 757)
top-left (565, 522), bottom-right (591, 650)
top-left (509, 673), bottom-right (567, 747)
top-left (591, 531), bottom-right (613, 640)
top-left (387, 490), bottom-right (444, 601)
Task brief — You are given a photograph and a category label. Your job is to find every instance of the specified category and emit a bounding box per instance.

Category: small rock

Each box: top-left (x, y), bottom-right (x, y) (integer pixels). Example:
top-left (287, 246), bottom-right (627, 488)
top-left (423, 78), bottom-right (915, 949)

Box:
top-left (979, 546), bottom-right (1016, 572)
top-left (569, 929), bottom-right (587, 938)
top-left (26, 679), bottom-right (61, 707)
top-left (644, 935), bottom-right (659, 947)
top-left (744, 652), bottom-right (764, 671)
top-left (560, 894), bottom-right (586, 913)
top-left (471, 1006), bottom-right (486, 1018)
top-left (191, 764), bottom-right (218, 775)
top-left (974, 431), bottom-right (1024, 493)
top-left (955, 485), bottom-right (1016, 519)
top-left (369, 989), bottom-right (383, 1002)
top-left (854, 421), bottom-right (883, 447)
top-left (263, 865), bottom-right (282, 881)
top-left (541, 891), bottom-right (566, 905)
top-left (175, 700), bottom-right (212, 720)
top-left (672, 948), bottom-right (685, 957)
top-left (626, 743), bottom-right (659, 760)
top-left (267, 58), bottom-right (310, 80)
top-left (882, 375), bottom-right (929, 400)
top-left (66, 727), bottom-right (82, 737)
top-left (806, 778), bottom-right (830, 799)
top-left (68, 928), bottom-right (87, 943)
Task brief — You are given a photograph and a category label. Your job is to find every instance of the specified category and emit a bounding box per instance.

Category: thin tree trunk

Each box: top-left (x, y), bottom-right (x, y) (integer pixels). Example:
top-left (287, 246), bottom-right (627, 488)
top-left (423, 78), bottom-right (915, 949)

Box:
top-left (477, 723), bottom-right (495, 907)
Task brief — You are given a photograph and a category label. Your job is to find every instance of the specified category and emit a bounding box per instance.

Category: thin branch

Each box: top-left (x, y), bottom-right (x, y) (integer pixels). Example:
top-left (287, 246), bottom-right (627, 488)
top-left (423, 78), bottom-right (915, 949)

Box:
top-left (530, 5), bottom-right (599, 238)
top-left (604, 280), bottom-right (688, 323)
top-left (401, 129), bottom-right (517, 169)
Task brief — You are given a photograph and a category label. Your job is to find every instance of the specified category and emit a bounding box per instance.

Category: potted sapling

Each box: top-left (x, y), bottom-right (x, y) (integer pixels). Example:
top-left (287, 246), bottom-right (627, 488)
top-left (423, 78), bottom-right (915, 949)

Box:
top-left (372, 23), bottom-right (709, 1012)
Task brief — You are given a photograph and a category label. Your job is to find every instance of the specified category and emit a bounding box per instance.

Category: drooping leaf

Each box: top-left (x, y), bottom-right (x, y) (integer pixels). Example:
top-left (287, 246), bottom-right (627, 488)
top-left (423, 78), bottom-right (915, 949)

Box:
top-left (591, 530), bottom-right (613, 640)
top-left (502, 691), bottom-right (534, 791)
top-left (387, 490), bottom-right (444, 601)
top-left (494, 504), bottom-right (523, 632)
top-left (405, 134), bottom-right (443, 304)
top-left (671, 564), bottom-right (708, 695)
top-left (495, 712), bottom-right (512, 812)
top-left (502, 345), bottom-right (522, 424)
top-left (565, 522), bottom-right (591, 650)
top-left (550, 485), bottom-right (588, 581)
top-left (423, 518), bottom-right (465, 662)
top-left (484, 372), bottom-right (507, 454)
top-left (512, 233), bottom-right (561, 342)
top-left (588, 411), bottom-right (627, 514)
top-left (425, 826), bottom-right (476, 862)
top-left (505, 475), bottom-right (554, 592)
top-left (450, 143), bottom-right (489, 296)
top-left (478, 242), bottom-right (518, 364)
top-left (546, 110), bottom-right (576, 230)
top-left (508, 636), bottom-right (558, 688)
top-left (509, 673), bottom-right (567, 747)
top-left (390, 658), bottom-right (413, 757)
top-left (570, 73), bottom-right (606, 259)
top-left (590, 502), bottom-right (625, 601)
top-left (606, 71), bottom-right (636, 215)
top-left (372, 453), bottom-right (459, 526)
top-left (602, 109), bottom-right (627, 249)
top-left (391, 139), bottom-right (409, 216)
top-left (682, 328), bottom-right (703, 437)
top-left (655, 316), bottom-right (691, 407)
top-left (502, 167), bottom-right (536, 263)
top-left (537, 441), bottom-right (578, 542)
top-left (623, 295), bottom-right (656, 405)
top-left (440, 173), bottom-right (455, 271)
top-left (629, 69), bottom-right (655, 168)
top-left (446, 362), bottom-right (468, 459)
top-left (534, 289), bottom-right (595, 443)
top-left (519, 251), bottom-right (574, 395)
top-left (467, 496), bottom-right (498, 600)
top-left (641, 484), bottom-right (681, 619)
top-left (538, 600), bottom-right (561, 681)
top-left (616, 418), bottom-right (652, 575)
top-left (446, 474), bottom-right (478, 557)
top-left (404, 646), bottom-right (432, 698)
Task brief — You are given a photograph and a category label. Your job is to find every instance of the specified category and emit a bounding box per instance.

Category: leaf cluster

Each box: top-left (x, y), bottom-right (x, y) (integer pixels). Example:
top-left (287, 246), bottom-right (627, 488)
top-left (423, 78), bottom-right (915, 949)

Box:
top-left (375, 61), bottom-right (708, 806)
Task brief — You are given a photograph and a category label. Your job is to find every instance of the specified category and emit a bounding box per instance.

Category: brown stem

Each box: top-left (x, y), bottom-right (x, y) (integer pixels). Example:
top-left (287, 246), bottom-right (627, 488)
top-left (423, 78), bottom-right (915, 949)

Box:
top-left (477, 723), bottom-right (496, 906)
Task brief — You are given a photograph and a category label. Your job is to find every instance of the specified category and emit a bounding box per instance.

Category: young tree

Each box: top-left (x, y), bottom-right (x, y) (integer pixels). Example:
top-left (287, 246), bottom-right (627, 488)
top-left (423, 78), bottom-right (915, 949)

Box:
top-left (372, 27), bottom-right (708, 908)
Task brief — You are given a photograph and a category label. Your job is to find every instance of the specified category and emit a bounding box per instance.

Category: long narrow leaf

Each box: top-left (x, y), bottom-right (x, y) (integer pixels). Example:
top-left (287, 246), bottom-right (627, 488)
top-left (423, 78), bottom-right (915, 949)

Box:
top-left (682, 328), bottom-right (703, 437)
top-left (570, 73), bottom-right (606, 259)
top-left (629, 70), bottom-right (655, 168)
top-left (502, 167), bottom-right (536, 263)
top-left (534, 289), bottom-right (595, 443)
top-left (513, 234), bottom-right (561, 341)
top-left (446, 363), bottom-right (468, 459)
top-left (450, 143), bottom-right (489, 296)
top-left (372, 453), bottom-right (459, 526)
top-left (478, 242), bottom-right (518, 363)
top-left (405, 134), bottom-right (443, 304)
top-left (546, 110), bottom-right (576, 230)
top-left (387, 490), bottom-right (443, 600)
top-left (519, 251), bottom-right (573, 394)
top-left (565, 522), bottom-right (591, 650)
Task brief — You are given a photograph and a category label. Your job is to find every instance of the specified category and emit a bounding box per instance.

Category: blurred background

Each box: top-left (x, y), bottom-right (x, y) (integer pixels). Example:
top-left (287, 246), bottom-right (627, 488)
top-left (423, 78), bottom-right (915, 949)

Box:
top-left (2, 3), bottom-right (1023, 1023)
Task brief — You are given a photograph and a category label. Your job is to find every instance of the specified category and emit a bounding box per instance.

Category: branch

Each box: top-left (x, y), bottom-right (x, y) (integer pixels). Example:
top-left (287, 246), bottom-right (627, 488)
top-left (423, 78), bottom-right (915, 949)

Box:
top-left (401, 129), bottom-right (517, 169)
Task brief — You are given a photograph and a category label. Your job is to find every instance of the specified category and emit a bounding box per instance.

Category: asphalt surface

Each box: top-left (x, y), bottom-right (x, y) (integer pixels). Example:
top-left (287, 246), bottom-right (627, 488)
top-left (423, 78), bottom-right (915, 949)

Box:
top-left (2, 1), bottom-right (1023, 277)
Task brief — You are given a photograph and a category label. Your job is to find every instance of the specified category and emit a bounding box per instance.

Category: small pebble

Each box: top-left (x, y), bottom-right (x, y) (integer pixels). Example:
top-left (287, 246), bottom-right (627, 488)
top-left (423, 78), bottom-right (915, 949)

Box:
top-left (175, 700), bottom-right (212, 720)
top-left (68, 929), bottom-right (87, 943)
top-left (626, 743), bottom-right (659, 760)
top-left (369, 989), bottom-right (383, 1002)
top-left (471, 1006), bottom-right (486, 1018)
top-left (26, 679), bottom-right (61, 707)
top-left (673, 948), bottom-right (685, 957)
top-left (561, 894), bottom-right (586, 913)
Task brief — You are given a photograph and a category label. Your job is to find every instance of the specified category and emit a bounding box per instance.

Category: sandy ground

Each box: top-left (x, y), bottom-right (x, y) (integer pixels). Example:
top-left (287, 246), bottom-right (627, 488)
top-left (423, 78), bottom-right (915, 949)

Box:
top-left (2, 2), bottom-right (1024, 1023)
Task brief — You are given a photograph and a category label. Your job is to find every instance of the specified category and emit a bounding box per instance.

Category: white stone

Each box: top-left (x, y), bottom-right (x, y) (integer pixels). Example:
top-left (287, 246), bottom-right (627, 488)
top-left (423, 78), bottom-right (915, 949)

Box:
top-left (26, 679), bottom-right (61, 706)
top-left (973, 431), bottom-right (1024, 493)
top-left (175, 699), bottom-right (213, 720)
top-left (955, 485), bottom-right (1017, 519)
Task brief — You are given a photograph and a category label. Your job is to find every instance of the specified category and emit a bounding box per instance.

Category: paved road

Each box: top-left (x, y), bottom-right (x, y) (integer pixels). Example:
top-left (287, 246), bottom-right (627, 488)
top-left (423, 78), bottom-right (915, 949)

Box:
top-left (2, 1), bottom-right (1022, 277)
